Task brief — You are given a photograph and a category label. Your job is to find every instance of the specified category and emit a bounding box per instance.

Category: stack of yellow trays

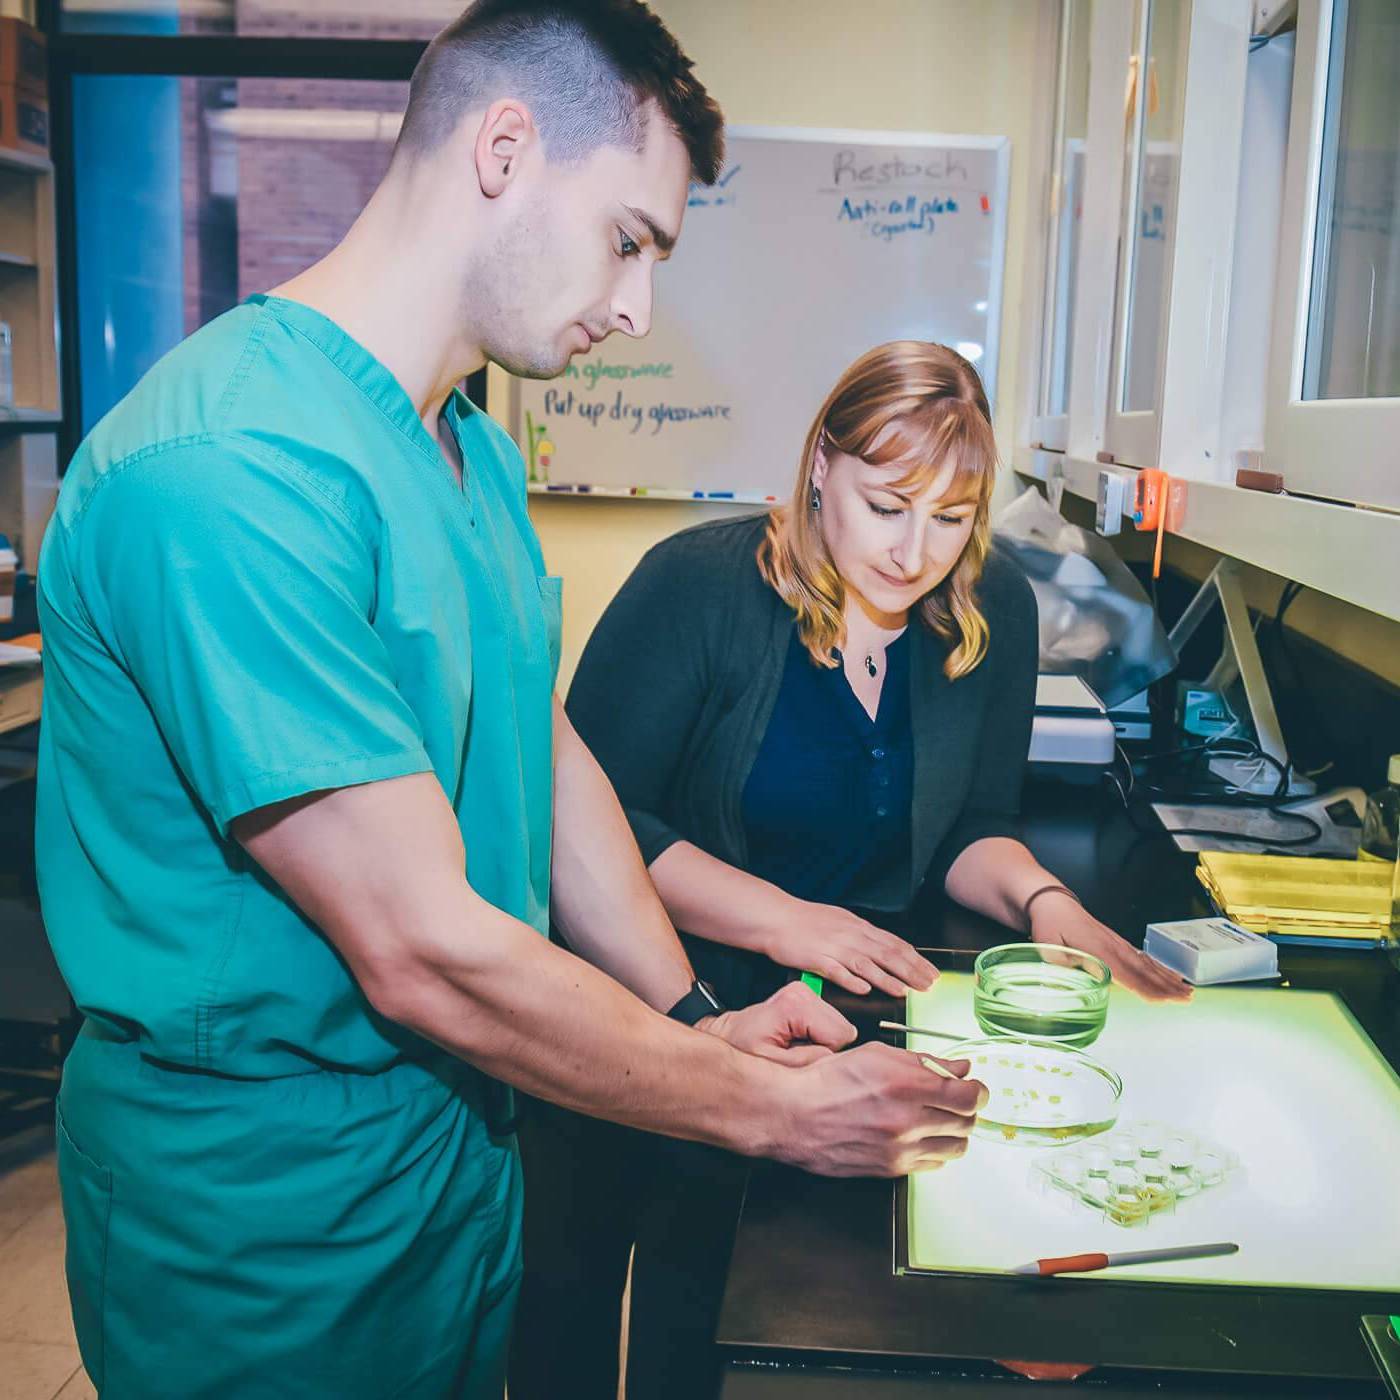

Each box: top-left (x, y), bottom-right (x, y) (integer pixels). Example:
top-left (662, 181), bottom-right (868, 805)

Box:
top-left (1196, 852), bottom-right (1393, 942)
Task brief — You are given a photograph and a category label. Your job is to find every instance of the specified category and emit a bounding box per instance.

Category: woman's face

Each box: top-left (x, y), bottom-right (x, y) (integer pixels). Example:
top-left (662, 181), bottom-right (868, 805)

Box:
top-left (811, 424), bottom-right (980, 625)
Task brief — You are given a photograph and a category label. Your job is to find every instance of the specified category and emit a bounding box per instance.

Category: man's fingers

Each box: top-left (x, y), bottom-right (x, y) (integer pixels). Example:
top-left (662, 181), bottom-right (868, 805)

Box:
top-left (776, 980), bottom-right (858, 1050)
top-left (903, 1134), bottom-right (973, 1172)
top-left (883, 1048), bottom-right (986, 1114)
top-left (899, 1106), bottom-right (979, 1141)
top-left (919, 1054), bottom-right (973, 1081)
top-left (762, 1042), bottom-right (833, 1067)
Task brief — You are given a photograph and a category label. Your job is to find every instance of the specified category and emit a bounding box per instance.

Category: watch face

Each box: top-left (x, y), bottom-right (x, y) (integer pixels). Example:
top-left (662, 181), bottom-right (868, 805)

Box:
top-left (698, 980), bottom-right (722, 1011)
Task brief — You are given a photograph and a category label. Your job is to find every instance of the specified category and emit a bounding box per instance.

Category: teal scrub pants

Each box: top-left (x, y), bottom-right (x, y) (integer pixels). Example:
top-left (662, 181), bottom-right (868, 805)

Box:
top-left (56, 1026), bottom-right (522, 1399)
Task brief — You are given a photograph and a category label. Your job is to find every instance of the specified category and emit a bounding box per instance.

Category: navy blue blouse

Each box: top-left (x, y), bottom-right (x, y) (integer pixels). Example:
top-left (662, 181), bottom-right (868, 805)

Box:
top-left (741, 628), bottom-right (914, 908)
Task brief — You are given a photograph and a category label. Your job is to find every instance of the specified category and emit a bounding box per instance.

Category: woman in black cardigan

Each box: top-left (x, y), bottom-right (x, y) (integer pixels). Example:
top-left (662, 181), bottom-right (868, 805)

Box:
top-left (509, 342), bottom-right (1188, 1400)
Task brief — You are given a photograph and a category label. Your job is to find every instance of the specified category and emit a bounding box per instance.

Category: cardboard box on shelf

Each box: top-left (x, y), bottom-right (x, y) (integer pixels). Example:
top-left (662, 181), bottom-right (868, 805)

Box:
top-left (0, 18), bottom-right (45, 95)
top-left (0, 81), bottom-right (46, 156)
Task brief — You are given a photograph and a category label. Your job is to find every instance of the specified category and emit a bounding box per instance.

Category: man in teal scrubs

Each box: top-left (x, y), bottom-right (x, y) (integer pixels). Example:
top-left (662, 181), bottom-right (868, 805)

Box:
top-left (36, 3), bottom-right (985, 1395)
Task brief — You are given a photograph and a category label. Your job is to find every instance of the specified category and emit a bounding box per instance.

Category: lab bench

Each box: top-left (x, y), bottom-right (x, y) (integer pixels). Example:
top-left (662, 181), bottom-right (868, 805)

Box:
top-left (716, 779), bottom-right (1400, 1397)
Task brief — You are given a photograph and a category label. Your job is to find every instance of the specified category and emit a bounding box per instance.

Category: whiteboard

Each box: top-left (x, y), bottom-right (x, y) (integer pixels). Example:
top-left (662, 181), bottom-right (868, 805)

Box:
top-left (509, 126), bottom-right (1010, 502)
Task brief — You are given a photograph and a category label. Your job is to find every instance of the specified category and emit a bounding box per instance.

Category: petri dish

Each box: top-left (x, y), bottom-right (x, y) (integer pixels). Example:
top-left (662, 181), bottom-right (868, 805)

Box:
top-left (947, 1035), bottom-right (1122, 1146)
top-left (973, 943), bottom-right (1112, 1048)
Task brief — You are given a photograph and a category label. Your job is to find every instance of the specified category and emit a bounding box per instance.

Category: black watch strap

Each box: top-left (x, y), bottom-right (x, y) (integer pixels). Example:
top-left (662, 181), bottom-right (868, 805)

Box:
top-left (666, 978), bottom-right (726, 1026)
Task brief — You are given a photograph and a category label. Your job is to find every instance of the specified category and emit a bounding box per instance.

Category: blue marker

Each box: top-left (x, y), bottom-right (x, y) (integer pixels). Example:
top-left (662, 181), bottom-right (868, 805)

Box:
top-left (545, 484), bottom-right (573, 492)
top-left (693, 490), bottom-right (705, 498)
top-left (707, 491), bottom-right (734, 499)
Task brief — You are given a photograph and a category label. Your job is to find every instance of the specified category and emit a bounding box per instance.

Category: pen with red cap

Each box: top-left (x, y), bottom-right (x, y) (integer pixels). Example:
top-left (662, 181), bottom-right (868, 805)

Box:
top-left (1011, 1241), bottom-right (1239, 1276)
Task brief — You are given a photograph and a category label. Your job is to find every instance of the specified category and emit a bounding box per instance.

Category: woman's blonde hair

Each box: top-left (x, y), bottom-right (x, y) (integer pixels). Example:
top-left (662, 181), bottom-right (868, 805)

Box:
top-left (758, 340), bottom-right (998, 680)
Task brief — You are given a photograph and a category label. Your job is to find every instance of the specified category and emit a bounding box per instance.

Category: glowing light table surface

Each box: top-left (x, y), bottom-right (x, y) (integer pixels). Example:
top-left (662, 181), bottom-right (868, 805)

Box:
top-left (904, 972), bottom-right (1400, 1289)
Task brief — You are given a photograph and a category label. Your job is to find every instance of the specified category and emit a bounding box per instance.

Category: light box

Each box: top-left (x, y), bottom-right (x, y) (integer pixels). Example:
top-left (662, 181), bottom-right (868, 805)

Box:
top-left (904, 973), bottom-right (1400, 1289)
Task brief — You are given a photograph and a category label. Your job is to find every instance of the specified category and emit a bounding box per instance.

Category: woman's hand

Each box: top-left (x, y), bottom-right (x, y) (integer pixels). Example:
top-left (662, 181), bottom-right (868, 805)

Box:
top-left (1028, 893), bottom-right (1192, 1002)
top-left (763, 899), bottom-right (938, 997)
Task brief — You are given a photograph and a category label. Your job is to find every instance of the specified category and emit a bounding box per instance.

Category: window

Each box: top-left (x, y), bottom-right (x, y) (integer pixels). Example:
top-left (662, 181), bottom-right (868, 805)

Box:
top-left (1101, 0), bottom-right (1190, 468)
top-left (60, 0), bottom-right (455, 39)
top-left (1301, 0), bottom-right (1399, 403)
top-left (72, 75), bottom-right (407, 432)
top-left (1032, 0), bottom-right (1092, 451)
top-left (1118, 0), bottom-right (1185, 417)
top-left (1017, 0), bottom-right (1399, 620)
top-left (1266, 0), bottom-right (1400, 512)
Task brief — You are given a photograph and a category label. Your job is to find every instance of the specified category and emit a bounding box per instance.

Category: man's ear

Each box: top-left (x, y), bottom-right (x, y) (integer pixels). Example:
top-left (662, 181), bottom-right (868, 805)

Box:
top-left (474, 99), bottom-right (534, 198)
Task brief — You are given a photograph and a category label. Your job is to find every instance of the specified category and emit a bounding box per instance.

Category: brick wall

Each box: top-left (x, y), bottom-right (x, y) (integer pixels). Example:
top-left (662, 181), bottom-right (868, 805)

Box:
top-left (233, 76), bottom-right (407, 300)
top-left (178, 0), bottom-right (461, 325)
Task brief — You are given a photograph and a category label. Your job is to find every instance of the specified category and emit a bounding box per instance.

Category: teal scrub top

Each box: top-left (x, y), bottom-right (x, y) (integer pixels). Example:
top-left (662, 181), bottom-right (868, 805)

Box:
top-left (36, 294), bottom-right (561, 1079)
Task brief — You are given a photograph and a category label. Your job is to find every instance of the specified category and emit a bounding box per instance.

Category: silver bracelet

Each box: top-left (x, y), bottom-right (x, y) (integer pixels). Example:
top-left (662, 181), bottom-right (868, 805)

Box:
top-left (1022, 882), bottom-right (1081, 930)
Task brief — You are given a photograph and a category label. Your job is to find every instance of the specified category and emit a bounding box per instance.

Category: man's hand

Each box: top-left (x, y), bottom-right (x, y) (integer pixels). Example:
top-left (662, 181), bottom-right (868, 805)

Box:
top-left (1030, 895), bottom-right (1192, 1002)
top-left (773, 1043), bottom-right (987, 1178)
top-left (701, 980), bottom-right (857, 1066)
top-left (763, 900), bottom-right (938, 998)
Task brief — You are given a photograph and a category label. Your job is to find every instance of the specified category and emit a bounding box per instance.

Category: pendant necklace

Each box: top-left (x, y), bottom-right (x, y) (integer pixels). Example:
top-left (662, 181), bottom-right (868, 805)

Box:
top-left (833, 647), bottom-right (879, 678)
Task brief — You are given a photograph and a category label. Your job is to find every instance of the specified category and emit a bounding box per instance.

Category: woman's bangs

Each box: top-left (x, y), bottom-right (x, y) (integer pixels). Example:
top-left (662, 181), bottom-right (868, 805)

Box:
top-left (861, 404), bottom-right (996, 505)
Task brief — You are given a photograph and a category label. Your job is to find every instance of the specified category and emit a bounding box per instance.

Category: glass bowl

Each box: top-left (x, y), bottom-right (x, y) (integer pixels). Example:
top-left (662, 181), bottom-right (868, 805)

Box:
top-left (946, 1035), bottom-right (1122, 1146)
top-left (973, 942), bottom-right (1111, 1049)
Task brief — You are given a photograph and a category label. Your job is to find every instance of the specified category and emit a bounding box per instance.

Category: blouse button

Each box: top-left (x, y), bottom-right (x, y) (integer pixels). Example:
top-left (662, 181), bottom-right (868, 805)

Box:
top-left (871, 746), bottom-right (885, 760)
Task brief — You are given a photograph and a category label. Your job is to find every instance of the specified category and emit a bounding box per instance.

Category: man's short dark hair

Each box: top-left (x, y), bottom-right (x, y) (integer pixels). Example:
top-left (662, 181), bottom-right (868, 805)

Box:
top-left (397, 0), bottom-right (724, 185)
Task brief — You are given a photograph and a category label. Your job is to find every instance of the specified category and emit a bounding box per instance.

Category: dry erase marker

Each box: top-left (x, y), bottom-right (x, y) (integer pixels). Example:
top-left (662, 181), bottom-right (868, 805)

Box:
top-left (1012, 1242), bottom-right (1238, 1276)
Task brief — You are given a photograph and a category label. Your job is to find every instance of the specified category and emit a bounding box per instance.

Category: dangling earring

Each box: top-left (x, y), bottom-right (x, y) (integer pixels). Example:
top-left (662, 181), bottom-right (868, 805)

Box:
top-left (810, 485), bottom-right (822, 512)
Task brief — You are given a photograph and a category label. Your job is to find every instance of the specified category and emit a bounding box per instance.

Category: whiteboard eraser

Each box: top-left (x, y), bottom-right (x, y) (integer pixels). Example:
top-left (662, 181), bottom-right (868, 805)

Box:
top-left (1144, 917), bottom-right (1280, 986)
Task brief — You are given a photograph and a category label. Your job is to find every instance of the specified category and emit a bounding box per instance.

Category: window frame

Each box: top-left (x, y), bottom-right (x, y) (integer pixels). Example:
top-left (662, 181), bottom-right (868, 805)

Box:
top-left (1101, 0), bottom-right (1251, 478)
top-left (46, 29), bottom-right (490, 467)
top-left (1264, 0), bottom-right (1400, 512)
top-left (1028, 0), bottom-right (1085, 453)
top-left (1061, 0), bottom-right (1137, 465)
top-left (1016, 0), bottom-right (1400, 624)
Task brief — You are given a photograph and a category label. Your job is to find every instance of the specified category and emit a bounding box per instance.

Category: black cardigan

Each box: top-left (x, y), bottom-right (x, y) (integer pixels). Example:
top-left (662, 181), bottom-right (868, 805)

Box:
top-left (566, 514), bottom-right (1038, 987)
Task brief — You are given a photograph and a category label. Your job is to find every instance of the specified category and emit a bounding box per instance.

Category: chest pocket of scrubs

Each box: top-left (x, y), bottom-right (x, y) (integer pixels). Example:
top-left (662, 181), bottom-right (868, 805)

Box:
top-left (537, 576), bottom-right (563, 687)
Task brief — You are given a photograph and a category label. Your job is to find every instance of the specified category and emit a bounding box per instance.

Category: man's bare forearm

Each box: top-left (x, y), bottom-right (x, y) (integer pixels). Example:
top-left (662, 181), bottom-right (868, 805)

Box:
top-left (549, 701), bottom-right (695, 1011)
top-left (236, 773), bottom-right (788, 1157)
top-left (385, 887), bottom-right (785, 1153)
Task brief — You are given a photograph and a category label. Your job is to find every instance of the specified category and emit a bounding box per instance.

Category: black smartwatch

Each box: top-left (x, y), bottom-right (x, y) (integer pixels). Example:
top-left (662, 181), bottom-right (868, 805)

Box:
top-left (666, 978), bottom-right (726, 1026)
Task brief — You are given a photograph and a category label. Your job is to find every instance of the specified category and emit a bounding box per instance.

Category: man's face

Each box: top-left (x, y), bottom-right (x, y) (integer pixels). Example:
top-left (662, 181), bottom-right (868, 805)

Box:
top-left (476, 108), bottom-right (692, 379)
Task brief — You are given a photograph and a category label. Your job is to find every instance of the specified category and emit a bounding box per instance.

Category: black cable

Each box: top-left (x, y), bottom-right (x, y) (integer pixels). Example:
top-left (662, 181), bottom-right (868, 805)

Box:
top-left (1101, 734), bottom-right (1324, 849)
